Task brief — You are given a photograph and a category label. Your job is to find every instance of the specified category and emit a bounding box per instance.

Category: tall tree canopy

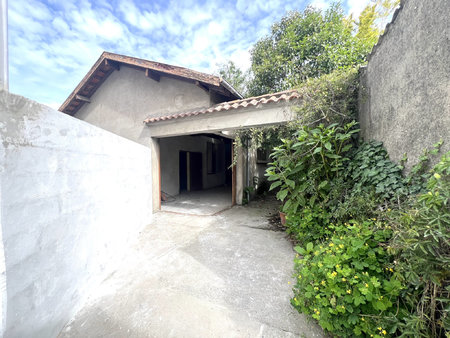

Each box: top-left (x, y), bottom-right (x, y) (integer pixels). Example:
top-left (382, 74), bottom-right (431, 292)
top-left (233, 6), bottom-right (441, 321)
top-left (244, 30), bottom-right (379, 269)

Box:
top-left (248, 3), bottom-right (370, 96)
top-left (217, 61), bottom-right (249, 97)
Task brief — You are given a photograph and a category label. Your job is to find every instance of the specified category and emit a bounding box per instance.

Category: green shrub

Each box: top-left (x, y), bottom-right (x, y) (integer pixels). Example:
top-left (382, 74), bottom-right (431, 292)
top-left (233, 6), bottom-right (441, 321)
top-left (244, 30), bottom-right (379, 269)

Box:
top-left (292, 67), bottom-right (359, 126)
top-left (391, 152), bottom-right (450, 337)
top-left (331, 190), bottom-right (380, 223)
top-left (285, 205), bottom-right (331, 243)
top-left (260, 65), bottom-right (448, 337)
top-left (403, 140), bottom-right (443, 196)
top-left (266, 121), bottom-right (358, 242)
top-left (292, 220), bottom-right (404, 337)
top-left (267, 122), bottom-right (357, 217)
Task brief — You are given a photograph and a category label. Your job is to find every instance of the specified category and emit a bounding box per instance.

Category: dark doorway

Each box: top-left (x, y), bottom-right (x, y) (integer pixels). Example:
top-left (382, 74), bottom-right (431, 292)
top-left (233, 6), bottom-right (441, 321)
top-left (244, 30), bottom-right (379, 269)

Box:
top-left (190, 152), bottom-right (202, 191)
top-left (179, 151), bottom-right (188, 192)
top-left (179, 151), bottom-right (203, 192)
top-left (160, 135), bottom-right (234, 215)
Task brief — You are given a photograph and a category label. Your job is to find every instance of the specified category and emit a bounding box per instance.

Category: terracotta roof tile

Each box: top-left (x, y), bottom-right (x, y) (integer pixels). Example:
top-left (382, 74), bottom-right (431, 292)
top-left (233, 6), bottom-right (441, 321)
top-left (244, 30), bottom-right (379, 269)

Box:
top-left (143, 89), bottom-right (300, 124)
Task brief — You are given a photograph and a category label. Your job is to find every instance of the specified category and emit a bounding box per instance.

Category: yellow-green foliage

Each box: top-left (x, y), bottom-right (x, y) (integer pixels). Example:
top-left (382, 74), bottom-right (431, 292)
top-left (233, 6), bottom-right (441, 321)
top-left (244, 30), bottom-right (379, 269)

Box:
top-left (355, 0), bottom-right (401, 50)
top-left (390, 152), bottom-right (450, 336)
top-left (356, 4), bottom-right (381, 49)
top-left (293, 221), bottom-right (402, 337)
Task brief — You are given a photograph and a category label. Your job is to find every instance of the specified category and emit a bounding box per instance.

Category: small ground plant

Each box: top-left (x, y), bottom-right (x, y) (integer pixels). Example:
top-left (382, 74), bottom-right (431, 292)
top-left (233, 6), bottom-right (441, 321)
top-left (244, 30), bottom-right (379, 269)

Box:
top-left (292, 221), bottom-right (403, 337)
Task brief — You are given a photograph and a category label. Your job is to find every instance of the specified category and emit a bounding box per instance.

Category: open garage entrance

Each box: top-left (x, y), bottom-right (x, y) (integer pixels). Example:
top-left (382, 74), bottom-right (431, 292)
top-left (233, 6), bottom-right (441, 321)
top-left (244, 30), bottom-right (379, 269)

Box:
top-left (158, 134), bottom-right (234, 215)
top-left (146, 90), bottom-right (300, 212)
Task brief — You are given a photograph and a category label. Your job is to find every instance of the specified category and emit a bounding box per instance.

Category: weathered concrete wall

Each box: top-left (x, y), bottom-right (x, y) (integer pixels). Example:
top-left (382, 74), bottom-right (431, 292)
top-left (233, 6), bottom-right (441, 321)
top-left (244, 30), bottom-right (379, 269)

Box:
top-left (0, 91), bottom-right (153, 337)
top-left (159, 135), bottom-right (226, 196)
top-left (359, 0), bottom-right (450, 169)
top-left (147, 102), bottom-right (296, 138)
top-left (75, 66), bottom-right (211, 148)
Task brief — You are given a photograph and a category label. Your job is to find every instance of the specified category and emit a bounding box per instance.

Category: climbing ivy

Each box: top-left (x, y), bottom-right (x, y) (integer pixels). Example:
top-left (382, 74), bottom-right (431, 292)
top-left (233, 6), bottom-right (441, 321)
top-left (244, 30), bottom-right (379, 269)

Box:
top-left (346, 141), bottom-right (407, 199)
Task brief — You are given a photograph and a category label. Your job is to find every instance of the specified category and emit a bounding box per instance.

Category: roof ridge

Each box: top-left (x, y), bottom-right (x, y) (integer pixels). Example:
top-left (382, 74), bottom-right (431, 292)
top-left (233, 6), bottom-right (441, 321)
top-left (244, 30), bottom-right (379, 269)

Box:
top-left (102, 51), bottom-right (222, 86)
top-left (59, 51), bottom-right (242, 114)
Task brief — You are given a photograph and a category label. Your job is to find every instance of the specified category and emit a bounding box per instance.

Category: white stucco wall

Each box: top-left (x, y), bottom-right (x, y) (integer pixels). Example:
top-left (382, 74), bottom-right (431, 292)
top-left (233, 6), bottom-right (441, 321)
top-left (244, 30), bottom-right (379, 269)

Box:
top-left (0, 91), bottom-right (153, 337)
top-left (73, 66), bottom-right (214, 211)
top-left (159, 135), bottom-right (226, 196)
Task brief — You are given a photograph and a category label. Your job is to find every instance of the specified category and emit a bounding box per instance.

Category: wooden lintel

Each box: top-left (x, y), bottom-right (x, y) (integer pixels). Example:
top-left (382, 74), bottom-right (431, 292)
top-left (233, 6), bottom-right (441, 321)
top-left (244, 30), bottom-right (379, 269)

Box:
top-left (75, 94), bottom-right (91, 103)
top-left (195, 81), bottom-right (210, 93)
top-left (105, 59), bottom-right (120, 71)
top-left (145, 69), bottom-right (160, 82)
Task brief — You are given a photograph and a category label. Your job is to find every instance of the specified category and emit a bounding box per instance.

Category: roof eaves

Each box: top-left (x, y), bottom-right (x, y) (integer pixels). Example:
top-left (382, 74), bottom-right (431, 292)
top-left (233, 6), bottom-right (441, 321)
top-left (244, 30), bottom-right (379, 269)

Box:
top-left (59, 52), bottom-right (108, 113)
top-left (143, 89), bottom-right (300, 124)
top-left (219, 78), bottom-right (243, 99)
top-left (103, 52), bottom-right (222, 87)
top-left (59, 51), bottom-right (241, 115)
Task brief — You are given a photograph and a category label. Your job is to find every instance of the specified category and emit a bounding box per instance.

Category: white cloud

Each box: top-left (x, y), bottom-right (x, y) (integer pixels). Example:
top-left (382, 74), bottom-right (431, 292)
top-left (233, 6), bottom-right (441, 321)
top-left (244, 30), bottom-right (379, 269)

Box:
top-left (346, 0), bottom-right (371, 19)
top-left (230, 49), bottom-right (252, 72)
top-left (43, 102), bottom-right (62, 110)
top-left (11, 0), bottom-right (376, 105)
top-left (52, 17), bottom-right (70, 33)
top-left (309, 0), bottom-right (331, 10)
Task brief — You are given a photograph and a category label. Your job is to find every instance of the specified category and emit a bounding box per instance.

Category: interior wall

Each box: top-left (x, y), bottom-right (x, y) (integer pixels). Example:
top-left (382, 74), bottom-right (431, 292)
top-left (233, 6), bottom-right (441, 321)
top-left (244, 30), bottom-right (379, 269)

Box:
top-left (0, 91), bottom-right (153, 337)
top-left (159, 135), bottom-right (227, 196)
top-left (256, 163), bottom-right (269, 185)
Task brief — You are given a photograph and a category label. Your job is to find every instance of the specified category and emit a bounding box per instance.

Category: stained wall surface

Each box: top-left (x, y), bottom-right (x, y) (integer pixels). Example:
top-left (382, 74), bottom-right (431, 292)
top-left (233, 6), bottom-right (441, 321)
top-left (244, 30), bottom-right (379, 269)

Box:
top-left (359, 0), bottom-right (450, 169)
top-left (74, 66), bottom-right (212, 148)
top-left (0, 91), bottom-right (153, 337)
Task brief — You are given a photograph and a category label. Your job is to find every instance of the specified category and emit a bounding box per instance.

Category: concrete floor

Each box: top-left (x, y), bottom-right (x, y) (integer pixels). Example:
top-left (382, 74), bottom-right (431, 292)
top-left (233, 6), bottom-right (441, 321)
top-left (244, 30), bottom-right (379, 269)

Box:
top-left (161, 186), bottom-right (232, 215)
top-left (59, 199), bottom-right (325, 338)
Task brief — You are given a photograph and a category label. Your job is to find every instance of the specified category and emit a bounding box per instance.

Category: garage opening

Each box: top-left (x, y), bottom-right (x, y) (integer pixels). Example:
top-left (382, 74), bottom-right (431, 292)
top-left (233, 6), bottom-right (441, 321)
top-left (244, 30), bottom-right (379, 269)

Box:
top-left (159, 134), bottom-right (233, 215)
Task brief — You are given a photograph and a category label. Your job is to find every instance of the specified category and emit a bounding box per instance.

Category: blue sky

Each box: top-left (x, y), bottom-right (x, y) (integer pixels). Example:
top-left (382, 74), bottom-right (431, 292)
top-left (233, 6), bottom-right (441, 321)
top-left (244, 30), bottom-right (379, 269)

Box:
top-left (9, 0), bottom-right (372, 108)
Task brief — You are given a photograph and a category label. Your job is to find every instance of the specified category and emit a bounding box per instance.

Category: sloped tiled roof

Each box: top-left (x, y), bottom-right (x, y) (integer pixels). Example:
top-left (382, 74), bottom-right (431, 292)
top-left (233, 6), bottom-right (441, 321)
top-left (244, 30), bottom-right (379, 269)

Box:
top-left (60, 51), bottom-right (242, 115)
top-left (144, 89), bottom-right (300, 124)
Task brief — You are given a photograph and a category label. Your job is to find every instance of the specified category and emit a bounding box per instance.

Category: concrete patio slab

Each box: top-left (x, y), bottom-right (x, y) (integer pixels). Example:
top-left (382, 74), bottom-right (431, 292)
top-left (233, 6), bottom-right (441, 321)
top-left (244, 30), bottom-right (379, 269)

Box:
top-left (161, 186), bottom-right (232, 215)
top-left (59, 199), bottom-right (325, 338)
